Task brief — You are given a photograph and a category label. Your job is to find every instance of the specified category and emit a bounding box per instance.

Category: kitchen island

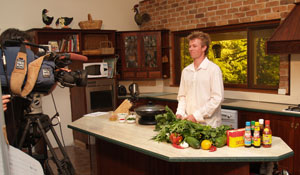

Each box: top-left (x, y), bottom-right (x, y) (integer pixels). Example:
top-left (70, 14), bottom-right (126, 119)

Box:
top-left (68, 113), bottom-right (293, 175)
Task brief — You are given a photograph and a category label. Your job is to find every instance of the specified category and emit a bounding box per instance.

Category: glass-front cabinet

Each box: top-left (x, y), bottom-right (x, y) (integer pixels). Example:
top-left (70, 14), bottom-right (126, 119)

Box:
top-left (117, 30), bottom-right (169, 80)
top-left (124, 34), bottom-right (139, 68)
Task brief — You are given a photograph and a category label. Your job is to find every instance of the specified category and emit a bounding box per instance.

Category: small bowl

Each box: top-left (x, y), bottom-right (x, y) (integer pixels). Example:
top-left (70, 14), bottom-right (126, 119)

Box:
top-left (126, 119), bottom-right (136, 123)
top-left (126, 115), bottom-right (136, 124)
top-left (117, 113), bottom-right (128, 123)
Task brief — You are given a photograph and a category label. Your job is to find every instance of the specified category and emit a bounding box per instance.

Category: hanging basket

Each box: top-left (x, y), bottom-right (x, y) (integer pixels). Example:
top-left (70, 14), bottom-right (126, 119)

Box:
top-left (78, 14), bottom-right (102, 29)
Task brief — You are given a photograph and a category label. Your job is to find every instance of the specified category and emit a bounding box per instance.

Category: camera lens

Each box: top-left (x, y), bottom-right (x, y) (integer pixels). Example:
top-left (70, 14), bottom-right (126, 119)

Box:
top-left (74, 70), bottom-right (87, 87)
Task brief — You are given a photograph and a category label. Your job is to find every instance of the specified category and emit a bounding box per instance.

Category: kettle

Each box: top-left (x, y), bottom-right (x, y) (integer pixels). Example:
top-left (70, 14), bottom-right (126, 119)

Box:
top-left (118, 85), bottom-right (127, 96)
top-left (129, 83), bottom-right (139, 98)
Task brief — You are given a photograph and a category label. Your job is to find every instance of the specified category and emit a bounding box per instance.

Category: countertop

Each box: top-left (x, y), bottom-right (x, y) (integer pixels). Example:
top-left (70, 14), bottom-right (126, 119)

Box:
top-left (68, 113), bottom-right (293, 162)
top-left (119, 93), bottom-right (300, 117)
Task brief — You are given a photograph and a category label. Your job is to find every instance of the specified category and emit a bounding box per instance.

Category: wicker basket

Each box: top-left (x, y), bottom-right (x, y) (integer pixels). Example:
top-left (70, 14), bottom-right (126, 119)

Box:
top-left (78, 14), bottom-right (102, 29)
top-left (100, 41), bottom-right (114, 54)
top-left (82, 41), bottom-right (114, 55)
top-left (82, 49), bottom-right (101, 55)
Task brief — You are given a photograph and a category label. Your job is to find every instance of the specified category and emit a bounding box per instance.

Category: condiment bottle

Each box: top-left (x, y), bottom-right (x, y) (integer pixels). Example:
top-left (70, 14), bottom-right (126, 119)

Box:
top-left (244, 121), bottom-right (252, 147)
top-left (259, 119), bottom-right (264, 145)
top-left (262, 120), bottom-right (272, 148)
top-left (251, 121), bottom-right (255, 145)
top-left (253, 122), bottom-right (261, 148)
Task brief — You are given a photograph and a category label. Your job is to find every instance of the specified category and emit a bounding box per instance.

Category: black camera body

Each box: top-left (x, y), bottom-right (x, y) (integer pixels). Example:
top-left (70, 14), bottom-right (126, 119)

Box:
top-left (55, 69), bottom-right (87, 87)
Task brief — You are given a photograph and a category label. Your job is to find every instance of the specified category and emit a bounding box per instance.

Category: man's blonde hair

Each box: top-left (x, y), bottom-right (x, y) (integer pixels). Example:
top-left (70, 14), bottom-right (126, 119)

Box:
top-left (187, 31), bottom-right (211, 56)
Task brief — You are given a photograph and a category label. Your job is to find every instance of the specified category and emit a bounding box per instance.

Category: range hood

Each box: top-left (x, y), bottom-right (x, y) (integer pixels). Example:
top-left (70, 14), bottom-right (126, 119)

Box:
top-left (267, 2), bottom-right (300, 54)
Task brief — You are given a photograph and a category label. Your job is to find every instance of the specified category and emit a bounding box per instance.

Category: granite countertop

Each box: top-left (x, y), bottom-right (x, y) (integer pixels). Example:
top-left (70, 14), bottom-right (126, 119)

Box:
top-left (68, 113), bottom-right (293, 163)
top-left (119, 93), bottom-right (300, 117)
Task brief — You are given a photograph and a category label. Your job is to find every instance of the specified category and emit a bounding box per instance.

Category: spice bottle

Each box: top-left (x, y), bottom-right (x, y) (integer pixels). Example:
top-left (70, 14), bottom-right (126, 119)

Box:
top-left (259, 119), bottom-right (264, 145)
top-left (244, 121), bottom-right (252, 147)
top-left (253, 122), bottom-right (261, 148)
top-left (262, 120), bottom-right (272, 148)
top-left (251, 121), bottom-right (255, 145)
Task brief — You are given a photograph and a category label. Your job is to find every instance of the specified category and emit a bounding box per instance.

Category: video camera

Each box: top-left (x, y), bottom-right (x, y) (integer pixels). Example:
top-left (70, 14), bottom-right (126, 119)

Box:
top-left (0, 38), bottom-right (88, 96)
top-left (1, 38), bottom-right (84, 174)
top-left (44, 52), bottom-right (88, 88)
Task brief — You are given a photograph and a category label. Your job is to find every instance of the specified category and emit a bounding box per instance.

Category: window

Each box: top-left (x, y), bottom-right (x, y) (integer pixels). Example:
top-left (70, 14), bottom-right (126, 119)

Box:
top-left (173, 20), bottom-right (281, 92)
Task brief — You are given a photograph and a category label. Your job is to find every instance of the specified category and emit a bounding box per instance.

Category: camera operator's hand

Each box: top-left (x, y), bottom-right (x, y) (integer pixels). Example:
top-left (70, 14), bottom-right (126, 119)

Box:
top-left (45, 68), bottom-right (72, 95)
top-left (56, 67), bottom-right (71, 72)
top-left (2, 95), bottom-right (11, 111)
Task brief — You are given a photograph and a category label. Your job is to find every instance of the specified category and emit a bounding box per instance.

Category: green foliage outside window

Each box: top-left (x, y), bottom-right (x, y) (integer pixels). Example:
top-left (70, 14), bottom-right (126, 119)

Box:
top-left (254, 38), bottom-right (279, 86)
top-left (209, 40), bottom-right (247, 84)
top-left (180, 38), bottom-right (248, 84)
top-left (179, 32), bottom-right (279, 88)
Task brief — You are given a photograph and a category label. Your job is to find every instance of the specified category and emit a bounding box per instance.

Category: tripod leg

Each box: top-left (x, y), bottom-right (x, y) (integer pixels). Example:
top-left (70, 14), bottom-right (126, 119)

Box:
top-left (18, 119), bottom-right (31, 149)
top-left (36, 117), bottom-right (75, 175)
top-left (47, 119), bottom-right (75, 174)
top-left (36, 118), bottom-right (69, 175)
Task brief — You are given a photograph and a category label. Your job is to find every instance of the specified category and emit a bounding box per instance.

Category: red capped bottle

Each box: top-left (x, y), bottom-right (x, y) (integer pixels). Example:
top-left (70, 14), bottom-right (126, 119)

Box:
top-left (262, 120), bottom-right (272, 148)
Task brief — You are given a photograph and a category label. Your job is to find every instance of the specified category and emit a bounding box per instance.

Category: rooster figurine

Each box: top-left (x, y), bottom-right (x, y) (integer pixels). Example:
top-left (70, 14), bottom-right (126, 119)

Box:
top-left (42, 9), bottom-right (54, 28)
top-left (55, 17), bottom-right (73, 28)
top-left (133, 4), bottom-right (150, 26)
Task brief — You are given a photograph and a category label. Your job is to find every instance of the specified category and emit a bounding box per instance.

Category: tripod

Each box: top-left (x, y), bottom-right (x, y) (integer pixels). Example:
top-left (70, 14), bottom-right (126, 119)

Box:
top-left (17, 94), bottom-right (75, 175)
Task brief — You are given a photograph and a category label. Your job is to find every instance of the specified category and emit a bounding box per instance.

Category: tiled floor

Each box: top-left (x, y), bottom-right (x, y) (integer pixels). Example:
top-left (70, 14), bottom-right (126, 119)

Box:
top-left (47, 146), bottom-right (91, 175)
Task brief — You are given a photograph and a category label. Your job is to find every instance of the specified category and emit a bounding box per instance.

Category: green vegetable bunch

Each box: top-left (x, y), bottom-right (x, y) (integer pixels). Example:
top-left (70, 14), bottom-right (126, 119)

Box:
top-left (152, 106), bottom-right (232, 148)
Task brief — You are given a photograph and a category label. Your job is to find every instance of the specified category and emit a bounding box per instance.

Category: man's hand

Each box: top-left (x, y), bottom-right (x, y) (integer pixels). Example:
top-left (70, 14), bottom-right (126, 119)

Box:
top-left (2, 95), bottom-right (11, 112)
top-left (176, 114), bottom-right (183, 119)
top-left (183, 114), bottom-right (197, 123)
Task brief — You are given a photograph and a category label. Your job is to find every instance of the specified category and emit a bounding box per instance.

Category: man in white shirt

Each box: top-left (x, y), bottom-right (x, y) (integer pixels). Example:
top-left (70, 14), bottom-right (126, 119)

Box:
top-left (176, 31), bottom-right (224, 128)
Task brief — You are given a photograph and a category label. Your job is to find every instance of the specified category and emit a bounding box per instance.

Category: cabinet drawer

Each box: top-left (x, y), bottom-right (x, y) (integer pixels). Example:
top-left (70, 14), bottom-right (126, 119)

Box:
top-left (136, 72), bottom-right (147, 78)
top-left (149, 71), bottom-right (161, 78)
top-left (123, 72), bottom-right (135, 78)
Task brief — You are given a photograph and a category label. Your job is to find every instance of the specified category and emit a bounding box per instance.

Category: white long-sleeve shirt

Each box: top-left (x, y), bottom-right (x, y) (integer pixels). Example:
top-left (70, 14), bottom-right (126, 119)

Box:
top-left (176, 57), bottom-right (224, 128)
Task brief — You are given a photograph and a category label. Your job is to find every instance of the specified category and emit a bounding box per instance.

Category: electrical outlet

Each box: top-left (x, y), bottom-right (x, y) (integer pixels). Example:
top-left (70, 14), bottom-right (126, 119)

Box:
top-left (278, 88), bottom-right (286, 95)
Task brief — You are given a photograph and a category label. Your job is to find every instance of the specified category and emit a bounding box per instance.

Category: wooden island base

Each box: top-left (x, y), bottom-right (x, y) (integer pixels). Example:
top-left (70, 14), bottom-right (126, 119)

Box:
top-left (91, 138), bottom-right (249, 175)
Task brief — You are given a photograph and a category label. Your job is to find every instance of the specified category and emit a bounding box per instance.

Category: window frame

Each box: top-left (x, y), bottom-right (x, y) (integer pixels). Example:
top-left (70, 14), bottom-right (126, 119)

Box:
top-left (172, 19), bottom-right (281, 93)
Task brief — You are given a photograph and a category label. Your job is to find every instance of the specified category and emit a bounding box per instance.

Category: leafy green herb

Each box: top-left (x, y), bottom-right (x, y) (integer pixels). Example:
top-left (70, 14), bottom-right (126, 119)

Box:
top-left (152, 106), bottom-right (232, 147)
top-left (127, 118), bottom-right (135, 120)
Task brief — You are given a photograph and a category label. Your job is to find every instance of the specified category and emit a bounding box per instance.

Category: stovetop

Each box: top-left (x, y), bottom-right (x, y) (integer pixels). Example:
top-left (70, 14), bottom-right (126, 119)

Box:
top-left (283, 104), bottom-right (300, 113)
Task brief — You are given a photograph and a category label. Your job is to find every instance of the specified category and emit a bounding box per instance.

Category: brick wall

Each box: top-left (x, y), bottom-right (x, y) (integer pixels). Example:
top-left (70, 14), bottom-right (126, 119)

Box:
top-left (139, 0), bottom-right (297, 31)
top-left (138, 0), bottom-right (298, 93)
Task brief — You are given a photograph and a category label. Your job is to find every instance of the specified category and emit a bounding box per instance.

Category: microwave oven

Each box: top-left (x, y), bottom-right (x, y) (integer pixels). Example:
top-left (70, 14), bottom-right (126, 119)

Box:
top-left (83, 62), bottom-right (108, 78)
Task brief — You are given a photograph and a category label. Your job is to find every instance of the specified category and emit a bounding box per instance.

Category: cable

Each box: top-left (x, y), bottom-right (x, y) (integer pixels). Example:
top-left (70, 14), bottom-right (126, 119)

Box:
top-left (50, 92), bottom-right (66, 147)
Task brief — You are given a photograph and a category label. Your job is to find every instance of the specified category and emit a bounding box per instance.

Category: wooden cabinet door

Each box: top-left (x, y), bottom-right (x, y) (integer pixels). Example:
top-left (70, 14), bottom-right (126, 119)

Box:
top-left (238, 110), bottom-right (267, 128)
top-left (120, 31), bottom-right (163, 79)
top-left (140, 32), bottom-right (162, 71)
top-left (122, 32), bottom-right (140, 71)
top-left (293, 117), bottom-right (300, 175)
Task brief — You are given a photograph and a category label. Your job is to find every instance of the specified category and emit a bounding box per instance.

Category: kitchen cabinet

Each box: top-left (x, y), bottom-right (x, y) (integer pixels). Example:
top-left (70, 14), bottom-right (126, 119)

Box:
top-left (117, 30), bottom-right (170, 80)
top-left (238, 110), bottom-right (297, 174)
top-left (27, 28), bottom-right (117, 148)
